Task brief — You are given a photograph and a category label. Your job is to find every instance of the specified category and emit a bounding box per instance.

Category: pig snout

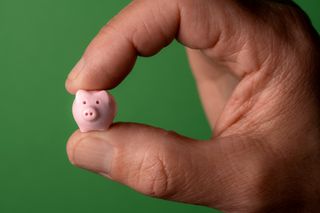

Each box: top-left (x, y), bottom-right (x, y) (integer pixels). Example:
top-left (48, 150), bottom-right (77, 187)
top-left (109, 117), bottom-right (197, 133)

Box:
top-left (82, 107), bottom-right (98, 121)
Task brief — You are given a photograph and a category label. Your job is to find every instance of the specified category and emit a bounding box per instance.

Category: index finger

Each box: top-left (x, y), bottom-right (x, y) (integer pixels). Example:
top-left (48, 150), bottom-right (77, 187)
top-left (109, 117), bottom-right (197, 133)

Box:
top-left (65, 0), bottom-right (236, 93)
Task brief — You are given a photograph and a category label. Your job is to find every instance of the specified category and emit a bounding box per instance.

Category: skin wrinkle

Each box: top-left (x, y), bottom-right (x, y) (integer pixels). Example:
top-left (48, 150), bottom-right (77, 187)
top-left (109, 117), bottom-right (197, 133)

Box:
top-left (202, 15), bottom-right (252, 77)
top-left (216, 73), bottom-right (260, 136)
top-left (166, 150), bottom-right (184, 200)
top-left (222, 75), bottom-right (303, 137)
top-left (194, 2), bottom-right (210, 44)
top-left (207, 146), bottom-right (230, 203)
top-left (236, 14), bottom-right (277, 74)
top-left (105, 4), bottom-right (152, 57)
top-left (210, 138), bottom-right (255, 211)
top-left (143, 159), bottom-right (166, 197)
top-left (135, 2), bottom-right (170, 52)
top-left (225, 139), bottom-right (261, 189)
top-left (176, 1), bottom-right (191, 46)
top-left (232, 71), bottom-right (283, 128)
top-left (214, 9), bottom-right (312, 136)
top-left (153, 1), bottom-right (174, 47)
top-left (264, 50), bottom-right (314, 129)
top-left (135, 148), bottom-right (148, 192)
top-left (136, 1), bottom-right (179, 55)
top-left (178, 145), bottom-right (208, 203)
top-left (121, 151), bottom-right (142, 191)
top-left (139, 19), bottom-right (154, 52)
top-left (206, 4), bottom-right (222, 50)
top-left (225, 138), bottom-right (295, 211)
top-left (167, 146), bottom-right (201, 202)
top-left (178, 0), bottom-right (220, 49)
top-left (155, 150), bottom-right (170, 198)
top-left (161, 137), bottom-right (205, 201)
top-left (180, 0), bottom-right (203, 46)
top-left (234, 40), bottom-right (261, 76)
top-left (196, 50), bottom-right (237, 81)
top-left (222, 138), bottom-right (308, 210)
top-left (128, 131), bottom-right (173, 197)
top-left (99, 22), bottom-right (135, 55)
top-left (111, 2), bottom-right (141, 48)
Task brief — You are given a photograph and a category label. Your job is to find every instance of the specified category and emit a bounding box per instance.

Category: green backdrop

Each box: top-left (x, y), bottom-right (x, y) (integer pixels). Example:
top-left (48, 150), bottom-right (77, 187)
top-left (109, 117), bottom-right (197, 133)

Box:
top-left (0, 1), bottom-right (319, 212)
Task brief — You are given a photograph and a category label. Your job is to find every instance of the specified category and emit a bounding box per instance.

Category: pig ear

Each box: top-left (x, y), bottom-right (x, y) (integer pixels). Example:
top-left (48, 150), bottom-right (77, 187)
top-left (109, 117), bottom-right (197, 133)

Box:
top-left (75, 90), bottom-right (89, 99)
top-left (96, 90), bottom-right (108, 96)
top-left (96, 90), bottom-right (109, 101)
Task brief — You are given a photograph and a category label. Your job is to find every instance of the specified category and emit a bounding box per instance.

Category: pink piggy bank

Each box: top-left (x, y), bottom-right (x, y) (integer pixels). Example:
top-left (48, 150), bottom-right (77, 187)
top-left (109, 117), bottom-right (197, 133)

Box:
top-left (72, 90), bottom-right (116, 132)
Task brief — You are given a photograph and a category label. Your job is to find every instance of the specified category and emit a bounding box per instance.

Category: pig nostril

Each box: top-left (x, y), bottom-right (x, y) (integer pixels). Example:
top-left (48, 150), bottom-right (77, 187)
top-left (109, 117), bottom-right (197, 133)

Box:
top-left (83, 108), bottom-right (97, 120)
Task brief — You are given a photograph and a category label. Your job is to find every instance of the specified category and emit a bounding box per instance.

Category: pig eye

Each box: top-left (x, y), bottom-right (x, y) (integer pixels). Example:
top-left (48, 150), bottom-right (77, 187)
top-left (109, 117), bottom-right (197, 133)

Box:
top-left (82, 101), bottom-right (86, 105)
top-left (96, 100), bottom-right (100, 104)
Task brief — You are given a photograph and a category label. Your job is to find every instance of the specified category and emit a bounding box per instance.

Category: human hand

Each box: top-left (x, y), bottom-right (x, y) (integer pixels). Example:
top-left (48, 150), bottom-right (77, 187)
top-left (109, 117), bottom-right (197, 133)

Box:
top-left (65, 0), bottom-right (320, 212)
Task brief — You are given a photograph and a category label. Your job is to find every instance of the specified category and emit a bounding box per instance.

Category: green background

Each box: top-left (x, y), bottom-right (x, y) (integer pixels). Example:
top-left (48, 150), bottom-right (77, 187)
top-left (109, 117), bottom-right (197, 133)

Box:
top-left (0, 1), bottom-right (318, 212)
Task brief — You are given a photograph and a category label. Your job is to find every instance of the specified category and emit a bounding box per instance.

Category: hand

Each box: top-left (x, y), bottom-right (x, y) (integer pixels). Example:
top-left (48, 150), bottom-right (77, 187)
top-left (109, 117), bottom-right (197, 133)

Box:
top-left (65, 0), bottom-right (320, 212)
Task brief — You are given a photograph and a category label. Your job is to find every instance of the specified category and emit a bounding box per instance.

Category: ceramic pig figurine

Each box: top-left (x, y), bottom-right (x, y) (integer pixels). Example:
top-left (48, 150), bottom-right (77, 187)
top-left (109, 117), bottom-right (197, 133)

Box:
top-left (72, 90), bottom-right (116, 132)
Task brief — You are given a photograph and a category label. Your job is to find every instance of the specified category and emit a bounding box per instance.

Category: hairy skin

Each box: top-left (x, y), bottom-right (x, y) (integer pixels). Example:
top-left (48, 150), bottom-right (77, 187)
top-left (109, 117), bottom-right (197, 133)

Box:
top-left (66, 0), bottom-right (320, 212)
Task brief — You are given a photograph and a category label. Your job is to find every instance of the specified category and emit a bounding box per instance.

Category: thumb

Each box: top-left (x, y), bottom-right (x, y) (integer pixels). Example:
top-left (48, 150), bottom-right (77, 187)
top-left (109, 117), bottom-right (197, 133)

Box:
top-left (67, 123), bottom-right (227, 205)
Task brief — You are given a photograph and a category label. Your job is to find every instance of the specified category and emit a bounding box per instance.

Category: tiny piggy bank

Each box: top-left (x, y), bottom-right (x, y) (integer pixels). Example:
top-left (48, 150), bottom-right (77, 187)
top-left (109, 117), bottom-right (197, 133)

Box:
top-left (72, 90), bottom-right (116, 132)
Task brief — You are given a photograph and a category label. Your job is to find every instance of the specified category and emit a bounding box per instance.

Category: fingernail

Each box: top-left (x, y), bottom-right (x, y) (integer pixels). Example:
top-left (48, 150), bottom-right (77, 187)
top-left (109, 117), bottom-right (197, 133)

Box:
top-left (72, 137), bottom-right (114, 175)
top-left (99, 172), bottom-right (113, 180)
top-left (68, 58), bottom-right (85, 81)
